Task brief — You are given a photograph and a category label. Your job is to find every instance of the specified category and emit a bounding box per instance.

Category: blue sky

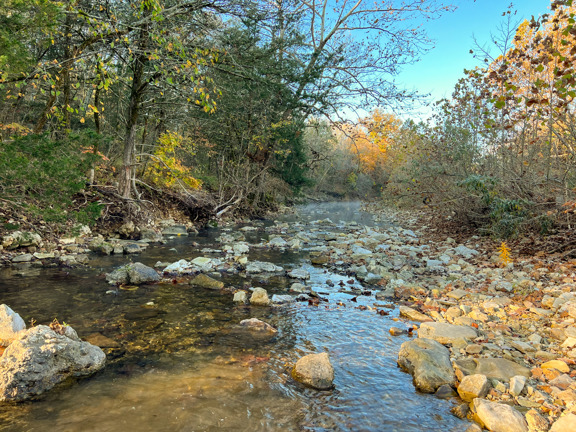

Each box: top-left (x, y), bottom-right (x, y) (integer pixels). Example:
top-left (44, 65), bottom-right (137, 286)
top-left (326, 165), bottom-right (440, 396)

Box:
top-left (396, 0), bottom-right (552, 119)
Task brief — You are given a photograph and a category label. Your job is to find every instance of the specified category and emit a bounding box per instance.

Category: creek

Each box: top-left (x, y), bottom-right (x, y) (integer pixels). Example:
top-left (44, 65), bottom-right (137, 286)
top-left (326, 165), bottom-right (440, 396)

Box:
top-left (0, 201), bottom-right (466, 431)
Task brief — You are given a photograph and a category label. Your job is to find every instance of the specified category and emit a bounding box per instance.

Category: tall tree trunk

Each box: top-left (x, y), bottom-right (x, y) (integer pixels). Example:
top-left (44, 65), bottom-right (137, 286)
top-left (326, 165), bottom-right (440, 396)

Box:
top-left (119, 17), bottom-right (149, 199)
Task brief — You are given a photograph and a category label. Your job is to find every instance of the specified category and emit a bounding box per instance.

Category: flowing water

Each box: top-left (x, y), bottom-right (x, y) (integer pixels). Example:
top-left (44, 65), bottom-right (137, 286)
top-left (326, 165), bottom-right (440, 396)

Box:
top-left (0, 202), bottom-right (467, 431)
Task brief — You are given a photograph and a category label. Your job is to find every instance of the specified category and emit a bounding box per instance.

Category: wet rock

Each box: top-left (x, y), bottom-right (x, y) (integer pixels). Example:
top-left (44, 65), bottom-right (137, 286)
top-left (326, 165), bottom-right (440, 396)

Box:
top-left (550, 414), bottom-right (576, 432)
top-left (237, 318), bottom-right (277, 333)
top-left (473, 398), bottom-right (528, 432)
top-left (232, 243), bottom-right (249, 255)
top-left (2, 231), bottom-right (42, 250)
top-left (451, 403), bottom-right (470, 419)
top-left (465, 424), bottom-right (483, 432)
top-left (246, 261), bottom-right (284, 273)
top-left (435, 384), bottom-right (457, 399)
top-left (106, 263), bottom-right (160, 285)
top-left (191, 257), bottom-right (212, 267)
top-left (453, 358), bottom-right (530, 382)
top-left (311, 255), bottom-right (330, 265)
top-left (292, 352), bottom-right (334, 390)
top-left (0, 305), bottom-right (26, 346)
top-left (250, 288), bottom-right (270, 306)
top-left (290, 283), bottom-right (308, 293)
top-left (0, 325), bottom-right (105, 402)
top-left (399, 306), bottom-right (433, 322)
top-left (390, 327), bottom-right (408, 336)
top-left (139, 228), bottom-right (163, 243)
top-left (190, 274), bottom-right (224, 290)
top-left (268, 236), bottom-right (287, 247)
top-left (233, 291), bottom-right (248, 303)
top-left (417, 322), bottom-right (477, 345)
top-left (397, 338), bottom-right (456, 393)
top-left (458, 374), bottom-right (490, 402)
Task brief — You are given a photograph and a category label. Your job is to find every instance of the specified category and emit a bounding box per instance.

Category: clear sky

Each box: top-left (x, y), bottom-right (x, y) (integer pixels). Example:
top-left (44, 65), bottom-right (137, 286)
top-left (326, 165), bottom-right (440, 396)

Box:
top-left (396, 0), bottom-right (552, 120)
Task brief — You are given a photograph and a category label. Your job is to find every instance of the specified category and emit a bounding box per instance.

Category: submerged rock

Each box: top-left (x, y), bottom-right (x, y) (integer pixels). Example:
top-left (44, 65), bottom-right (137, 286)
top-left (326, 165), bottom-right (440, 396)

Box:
top-left (233, 290), bottom-right (248, 303)
top-left (397, 338), bottom-right (456, 393)
top-left (0, 305), bottom-right (26, 346)
top-left (237, 318), bottom-right (277, 333)
top-left (0, 325), bottom-right (105, 402)
top-left (292, 352), bottom-right (334, 390)
top-left (190, 274), bottom-right (224, 290)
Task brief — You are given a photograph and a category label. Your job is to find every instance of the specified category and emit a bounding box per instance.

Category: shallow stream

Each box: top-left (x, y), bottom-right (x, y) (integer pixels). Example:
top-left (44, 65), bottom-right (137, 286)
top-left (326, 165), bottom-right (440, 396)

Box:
top-left (0, 201), bottom-right (466, 431)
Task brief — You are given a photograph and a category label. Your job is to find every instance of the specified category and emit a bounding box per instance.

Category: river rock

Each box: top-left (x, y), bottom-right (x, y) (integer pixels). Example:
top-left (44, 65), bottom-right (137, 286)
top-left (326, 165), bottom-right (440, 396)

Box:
top-left (250, 288), bottom-right (270, 306)
top-left (106, 262), bottom-right (161, 285)
top-left (190, 274), bottom-right (224, 290)
top-left (268, 236), bottom-right (287, 247)
top-left (292, 352), bottom-right (334, 390)
top-left (161, 225), bottom-right (188, 236)
top-left (399, 306), bottom-right (433, 322)
top-left (0, 325), bottom-right (105, 402)
top-left (287, 268), bottom-right (310, 280)
top-left (139, 228), bottom-right (163, 243)
top-left (237, 318), bottom-right (277, 333)
top-left (397, 338), bottom-right (456, 393)
top-left (162, 259), bottom-right (191, 274)
top-left (233, 290), bottom-right (248, 303)
top-left (550, 414), bottom-right (576, 432)
top-left (246, 261), bottom-right (284, 273)
top-left (271, 294), bottom-right (295, 304)
top-left (453, 358), bottom-right (530, 381)
top-left (0, 305), bottom-right (26, 346)
top-left (418, 322), bottom-right (477, 345)
top-left (12, 254), bottom-right (33, 263)
top-left (457, 374), bottom-right (490, 402)
top-left (2, 231), bottom-right (42, 250)
top-left (473, 399), bottom-right (528, 432)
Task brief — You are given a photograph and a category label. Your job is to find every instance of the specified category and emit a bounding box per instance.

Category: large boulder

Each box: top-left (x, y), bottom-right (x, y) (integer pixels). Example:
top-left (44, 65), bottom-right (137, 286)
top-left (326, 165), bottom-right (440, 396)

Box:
top-left (190, 274), bottom-right (224, 290)
top-left (0, 305), bottom-right (26, 346)
top-left (292, 352), bottom-right (334, 390)
top-left (418, 322), bottom-right (477, 345)
top-left (397, 338), bottom-right (456, 393)
top-left (472, 398), bottom-right (528, 432)
top-left (106, 262), bottom-right (161, 285)
top-left (453, 358), bottom-right (530, 382)
top-left (0, 325), bottom-right (105, 402)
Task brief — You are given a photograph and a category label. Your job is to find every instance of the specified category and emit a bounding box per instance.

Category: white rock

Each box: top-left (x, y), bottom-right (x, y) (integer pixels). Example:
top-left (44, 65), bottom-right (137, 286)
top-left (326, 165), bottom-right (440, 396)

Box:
top-left (509, 375), bottom-right (527, 397)
top-left (0, 305), bottom-right (26, 346)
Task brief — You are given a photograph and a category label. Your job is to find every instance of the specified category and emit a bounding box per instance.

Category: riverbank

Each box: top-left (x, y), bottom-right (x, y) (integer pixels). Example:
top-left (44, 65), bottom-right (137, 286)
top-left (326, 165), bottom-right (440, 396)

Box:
top-left (1, 200), bottom-right (575, 430)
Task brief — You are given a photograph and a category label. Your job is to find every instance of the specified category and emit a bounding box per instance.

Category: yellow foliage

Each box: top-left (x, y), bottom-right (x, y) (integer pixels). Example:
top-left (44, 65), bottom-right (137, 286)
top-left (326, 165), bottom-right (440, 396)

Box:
top-left (498, 242), bottom-right (513, 266)
top-left (146, 131), bottom-right (201, 190)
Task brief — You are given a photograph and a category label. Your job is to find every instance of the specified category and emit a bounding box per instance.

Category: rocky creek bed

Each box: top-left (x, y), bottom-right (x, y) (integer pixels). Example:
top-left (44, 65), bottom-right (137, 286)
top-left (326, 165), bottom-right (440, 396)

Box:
top-left (0, 201), bottom-right (575, 431)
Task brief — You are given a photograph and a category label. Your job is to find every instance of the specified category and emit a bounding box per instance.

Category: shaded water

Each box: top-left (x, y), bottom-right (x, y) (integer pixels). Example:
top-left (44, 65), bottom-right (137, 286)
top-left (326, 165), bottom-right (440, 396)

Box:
top-left (0, 202), bottom-right (467, 431)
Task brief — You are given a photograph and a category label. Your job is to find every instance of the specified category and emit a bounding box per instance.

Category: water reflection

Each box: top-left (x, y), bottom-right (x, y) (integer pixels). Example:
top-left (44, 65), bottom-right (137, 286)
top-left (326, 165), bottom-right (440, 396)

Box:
top-left (0, 201), bottom-right (466, 431)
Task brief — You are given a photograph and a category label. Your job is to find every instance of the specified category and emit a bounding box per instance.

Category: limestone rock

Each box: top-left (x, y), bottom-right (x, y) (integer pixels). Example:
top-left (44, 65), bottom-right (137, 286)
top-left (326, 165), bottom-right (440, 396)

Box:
top-left (473, 398), bottom-right (528, 432)
top-left (0, 305), bottom-right (26, 346)
top-left (453, 358), bottom-right (530, 382)
top-left (418, 322), bottom-right (477, 345)
top-left (397, 338), bottom-right (456, 393)
top-left (458, 374), bottom-right (490, 402)
top-left (245, 261), bottom-right (284, 273)
top-left (161, 225), bottom-right (188, 236)
top-left (0, 325), bottom-right (105, 402)
top-left (292, 352), bottom-right (334, 390)
top-left (287, 268), bottom-right (310, 280)
top-left (549, 413), bottom-right (576, 432)
top-left (190, 274), bottom-right (224, 290)
top-left (2, 231), bottom-right (42, 250)
top-left (399, 306), bottom-right (433, 322)
top-left (509, 375), bottom-right (527, 397)
top-left (250, 288), bottom-right (270, 306)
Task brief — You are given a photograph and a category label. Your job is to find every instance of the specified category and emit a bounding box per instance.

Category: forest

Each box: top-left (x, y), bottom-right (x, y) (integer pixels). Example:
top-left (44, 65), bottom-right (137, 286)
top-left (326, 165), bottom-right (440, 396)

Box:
top-left (1, 0), bottom-right (576, 243)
